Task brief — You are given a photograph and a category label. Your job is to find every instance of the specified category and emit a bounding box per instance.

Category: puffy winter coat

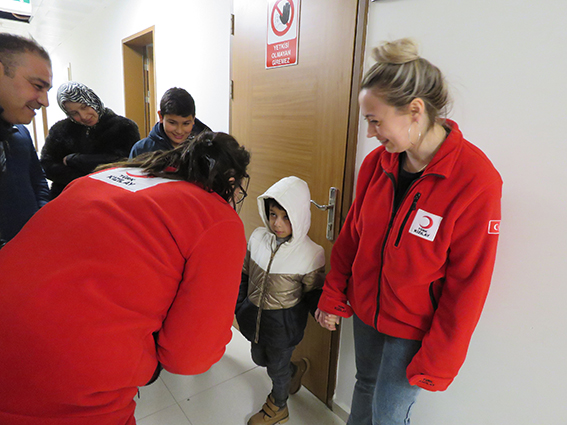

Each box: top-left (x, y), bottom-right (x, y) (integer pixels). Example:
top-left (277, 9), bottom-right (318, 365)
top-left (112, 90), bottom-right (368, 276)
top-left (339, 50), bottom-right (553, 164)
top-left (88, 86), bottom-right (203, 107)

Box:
top-left (236, 176), bottom-right (325, 348)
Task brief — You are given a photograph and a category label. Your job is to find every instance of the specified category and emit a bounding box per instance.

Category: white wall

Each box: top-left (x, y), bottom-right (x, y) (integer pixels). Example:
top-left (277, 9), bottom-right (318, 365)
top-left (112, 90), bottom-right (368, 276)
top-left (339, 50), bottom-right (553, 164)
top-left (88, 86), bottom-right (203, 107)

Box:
top-left (334, 1), bottom-right (567, 424)
top-left (36, 0), bottom-right (232, 151)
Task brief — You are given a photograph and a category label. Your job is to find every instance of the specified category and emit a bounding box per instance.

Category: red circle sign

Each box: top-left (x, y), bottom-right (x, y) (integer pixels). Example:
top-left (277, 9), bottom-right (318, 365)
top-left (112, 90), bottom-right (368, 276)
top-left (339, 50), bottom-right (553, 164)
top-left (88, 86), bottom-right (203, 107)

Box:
top-left (271, 0), bottom-right (295, 37)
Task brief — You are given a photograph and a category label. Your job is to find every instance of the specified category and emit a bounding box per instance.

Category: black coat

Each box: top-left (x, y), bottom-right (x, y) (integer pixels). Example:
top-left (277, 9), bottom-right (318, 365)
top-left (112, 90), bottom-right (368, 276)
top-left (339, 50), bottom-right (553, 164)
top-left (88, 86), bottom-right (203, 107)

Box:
top-left (41, 108), bottom-right (140, 199)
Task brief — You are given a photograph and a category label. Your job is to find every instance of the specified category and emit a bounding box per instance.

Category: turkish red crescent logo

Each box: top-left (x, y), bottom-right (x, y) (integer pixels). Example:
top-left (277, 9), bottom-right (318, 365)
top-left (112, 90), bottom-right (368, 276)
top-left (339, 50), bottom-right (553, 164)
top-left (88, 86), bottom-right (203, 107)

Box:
top-left (126, 171), bottom-right (150, 179)
top-left (420, 216), bottom-right (434, 229)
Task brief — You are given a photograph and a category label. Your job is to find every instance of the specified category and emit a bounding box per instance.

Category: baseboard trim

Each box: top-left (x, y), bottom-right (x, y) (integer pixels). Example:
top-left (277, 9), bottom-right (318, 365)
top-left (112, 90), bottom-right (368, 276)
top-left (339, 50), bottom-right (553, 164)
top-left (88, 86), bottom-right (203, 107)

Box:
top-left (331, 401), bottom-right (349, 423)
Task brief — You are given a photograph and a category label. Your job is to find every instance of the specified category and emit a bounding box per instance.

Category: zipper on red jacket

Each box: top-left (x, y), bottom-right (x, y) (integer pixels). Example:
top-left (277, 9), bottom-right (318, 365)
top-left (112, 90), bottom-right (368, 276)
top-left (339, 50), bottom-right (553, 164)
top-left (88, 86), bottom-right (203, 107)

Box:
top-left (373, 167), bottom-right (443, 327)
top-left (374, 172), bottom-right (397, 327)
top-left (374, 170), bottom-right (425, 327)
top-left (394, 192), bottom-right (421, 247)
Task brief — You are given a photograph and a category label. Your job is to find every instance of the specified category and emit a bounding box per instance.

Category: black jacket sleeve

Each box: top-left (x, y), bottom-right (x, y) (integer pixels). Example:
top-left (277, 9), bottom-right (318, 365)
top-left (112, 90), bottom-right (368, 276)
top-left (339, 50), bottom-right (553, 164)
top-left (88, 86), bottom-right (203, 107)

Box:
top-left (40, 119), bottom-right (86, 188)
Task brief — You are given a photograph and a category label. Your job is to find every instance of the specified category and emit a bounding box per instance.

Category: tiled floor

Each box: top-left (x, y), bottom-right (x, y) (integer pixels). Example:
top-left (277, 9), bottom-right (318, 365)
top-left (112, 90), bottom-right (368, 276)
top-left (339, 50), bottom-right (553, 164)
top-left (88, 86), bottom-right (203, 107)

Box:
top-left (135, 328), bottom-right (346, 425)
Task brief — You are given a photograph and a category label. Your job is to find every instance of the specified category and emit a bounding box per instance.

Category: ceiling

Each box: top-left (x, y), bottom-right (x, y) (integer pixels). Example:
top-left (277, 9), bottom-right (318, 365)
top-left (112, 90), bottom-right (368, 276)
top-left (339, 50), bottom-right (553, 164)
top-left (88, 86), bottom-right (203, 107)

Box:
top-left (0, 0), bottom-right (112, 52)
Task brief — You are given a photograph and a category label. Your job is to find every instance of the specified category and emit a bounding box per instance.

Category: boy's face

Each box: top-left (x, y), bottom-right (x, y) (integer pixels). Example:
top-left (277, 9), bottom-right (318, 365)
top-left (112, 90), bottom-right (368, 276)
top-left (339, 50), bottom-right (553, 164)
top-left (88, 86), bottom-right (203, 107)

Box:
top-left (268, 205), bottom-right (292, 239)
top-left (158, 111), bottom-right (195, 145)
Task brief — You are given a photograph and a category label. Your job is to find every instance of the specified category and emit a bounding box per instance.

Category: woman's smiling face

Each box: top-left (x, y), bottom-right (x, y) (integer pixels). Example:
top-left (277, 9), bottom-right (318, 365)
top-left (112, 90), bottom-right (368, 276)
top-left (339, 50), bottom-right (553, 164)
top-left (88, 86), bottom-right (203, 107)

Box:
top-left (359, 88), bottom-right (413, 154)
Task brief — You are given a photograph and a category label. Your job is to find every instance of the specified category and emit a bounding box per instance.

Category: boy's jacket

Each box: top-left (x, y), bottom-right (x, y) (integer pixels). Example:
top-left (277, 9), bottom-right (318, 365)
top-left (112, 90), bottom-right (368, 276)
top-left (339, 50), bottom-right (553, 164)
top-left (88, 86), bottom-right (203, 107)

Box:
top-left (236, 176), bottom-right (325, 348)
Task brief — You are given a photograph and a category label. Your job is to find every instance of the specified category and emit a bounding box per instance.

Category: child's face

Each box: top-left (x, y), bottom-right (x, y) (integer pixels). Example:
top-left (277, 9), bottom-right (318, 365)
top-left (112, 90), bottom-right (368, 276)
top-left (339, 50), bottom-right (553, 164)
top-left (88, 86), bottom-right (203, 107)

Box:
top-left (159, 112), bottom-right (195, 145)
top-left (268, 205), bottom-right (292, 239)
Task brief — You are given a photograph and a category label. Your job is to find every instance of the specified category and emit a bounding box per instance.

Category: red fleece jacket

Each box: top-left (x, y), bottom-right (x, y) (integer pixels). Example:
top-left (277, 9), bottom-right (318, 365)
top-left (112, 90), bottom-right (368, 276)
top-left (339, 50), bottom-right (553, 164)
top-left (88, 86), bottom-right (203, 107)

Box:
top-left (0, 167), bottom-right (246, 424)
top-left (318, 121), bottom-right (502, 391)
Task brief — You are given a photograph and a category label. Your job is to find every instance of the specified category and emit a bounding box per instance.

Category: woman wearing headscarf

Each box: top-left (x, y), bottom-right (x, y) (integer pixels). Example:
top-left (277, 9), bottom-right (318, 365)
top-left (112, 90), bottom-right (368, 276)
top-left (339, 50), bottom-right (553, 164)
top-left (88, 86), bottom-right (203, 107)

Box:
top-left (41, 81), bottom-right (140, 199)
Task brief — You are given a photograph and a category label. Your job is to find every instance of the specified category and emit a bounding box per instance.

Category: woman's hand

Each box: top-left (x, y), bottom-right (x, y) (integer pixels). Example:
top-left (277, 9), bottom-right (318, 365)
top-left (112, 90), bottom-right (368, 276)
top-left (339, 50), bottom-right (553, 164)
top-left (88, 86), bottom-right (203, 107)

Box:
top-left (315, 308), bottom-right (340, 331)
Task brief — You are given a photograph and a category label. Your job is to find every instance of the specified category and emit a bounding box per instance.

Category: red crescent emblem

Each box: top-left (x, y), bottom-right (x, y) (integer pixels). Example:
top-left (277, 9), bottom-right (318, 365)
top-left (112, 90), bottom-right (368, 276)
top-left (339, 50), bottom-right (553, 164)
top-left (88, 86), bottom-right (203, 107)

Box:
top-left (420, 216), bottom-right (434, 229)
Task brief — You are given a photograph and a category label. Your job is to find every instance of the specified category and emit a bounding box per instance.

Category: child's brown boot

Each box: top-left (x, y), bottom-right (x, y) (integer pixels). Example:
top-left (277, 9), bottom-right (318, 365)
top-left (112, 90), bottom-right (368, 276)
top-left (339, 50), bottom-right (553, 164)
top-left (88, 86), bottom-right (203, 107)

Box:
top-left (289, 357), bottom-right (310, 395)
top-left (247, 394), bottom-right (289, 425)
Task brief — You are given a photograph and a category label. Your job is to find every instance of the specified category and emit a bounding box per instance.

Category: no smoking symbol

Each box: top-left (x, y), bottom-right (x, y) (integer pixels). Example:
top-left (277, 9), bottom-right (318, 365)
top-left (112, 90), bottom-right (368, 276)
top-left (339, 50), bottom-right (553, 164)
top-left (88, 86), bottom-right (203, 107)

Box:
top-left (271, 0), bottom-right (295, 37)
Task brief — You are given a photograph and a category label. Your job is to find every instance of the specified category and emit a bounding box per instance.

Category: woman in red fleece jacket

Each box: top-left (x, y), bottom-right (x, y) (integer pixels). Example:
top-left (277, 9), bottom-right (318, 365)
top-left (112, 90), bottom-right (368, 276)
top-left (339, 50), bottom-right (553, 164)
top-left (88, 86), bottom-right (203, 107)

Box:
top-left (0, 132), bottom-right (250, 425)
top-left (316, 39), bottom-right (502, 425)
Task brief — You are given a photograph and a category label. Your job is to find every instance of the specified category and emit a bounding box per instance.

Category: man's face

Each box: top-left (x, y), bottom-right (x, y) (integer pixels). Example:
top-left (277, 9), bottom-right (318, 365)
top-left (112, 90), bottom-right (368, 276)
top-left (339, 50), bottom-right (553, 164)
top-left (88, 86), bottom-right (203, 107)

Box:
top-left (0, 52), bottom-right (52, 125)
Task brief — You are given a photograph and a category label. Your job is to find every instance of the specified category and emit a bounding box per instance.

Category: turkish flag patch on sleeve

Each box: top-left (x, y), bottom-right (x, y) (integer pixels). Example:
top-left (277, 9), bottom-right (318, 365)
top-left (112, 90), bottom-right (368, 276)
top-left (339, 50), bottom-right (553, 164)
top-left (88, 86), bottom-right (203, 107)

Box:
top-left (488, 220), bottom-right (501, 234)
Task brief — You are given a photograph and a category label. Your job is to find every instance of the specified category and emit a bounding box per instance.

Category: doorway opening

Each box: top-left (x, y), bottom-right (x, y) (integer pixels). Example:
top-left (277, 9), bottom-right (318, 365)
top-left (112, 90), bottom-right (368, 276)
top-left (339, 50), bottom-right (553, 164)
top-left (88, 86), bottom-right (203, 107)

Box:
top-left (122, 27), bottom-right (157, 138)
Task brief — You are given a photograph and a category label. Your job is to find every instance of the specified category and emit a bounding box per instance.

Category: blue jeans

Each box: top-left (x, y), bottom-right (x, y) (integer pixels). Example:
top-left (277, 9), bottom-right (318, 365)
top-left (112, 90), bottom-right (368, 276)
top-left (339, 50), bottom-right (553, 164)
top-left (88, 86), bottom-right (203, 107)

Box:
top-left (348, 314), bottom-right (422, 425)
top-left (251, 343), bottom-right (295, 407)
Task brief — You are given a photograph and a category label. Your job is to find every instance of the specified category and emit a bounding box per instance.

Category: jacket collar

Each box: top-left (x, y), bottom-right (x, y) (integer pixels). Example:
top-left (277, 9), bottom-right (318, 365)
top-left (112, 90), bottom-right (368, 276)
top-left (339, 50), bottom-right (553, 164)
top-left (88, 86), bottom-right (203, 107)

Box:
top-left (380, 119), bottom-right (463, 179)
top-left (0, 108), bottom-right (15, 142)
top-left (0, 106), bottom-right (11, 141)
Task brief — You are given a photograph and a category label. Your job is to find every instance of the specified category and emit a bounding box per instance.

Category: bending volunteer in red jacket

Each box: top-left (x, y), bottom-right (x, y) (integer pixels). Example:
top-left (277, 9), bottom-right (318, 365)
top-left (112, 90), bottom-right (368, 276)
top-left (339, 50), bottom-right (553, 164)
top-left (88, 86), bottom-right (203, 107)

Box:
top-left (318, 119), bottom-right (502, 391)
top-left (0, 132), bottom-right (250, 425)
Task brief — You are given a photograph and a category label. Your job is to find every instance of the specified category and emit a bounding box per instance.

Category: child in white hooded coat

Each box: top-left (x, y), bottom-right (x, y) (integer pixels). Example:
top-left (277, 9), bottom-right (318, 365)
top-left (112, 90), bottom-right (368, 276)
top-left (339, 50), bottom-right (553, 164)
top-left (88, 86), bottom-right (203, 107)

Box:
top-left (236, 176), bottom-right (325, 425)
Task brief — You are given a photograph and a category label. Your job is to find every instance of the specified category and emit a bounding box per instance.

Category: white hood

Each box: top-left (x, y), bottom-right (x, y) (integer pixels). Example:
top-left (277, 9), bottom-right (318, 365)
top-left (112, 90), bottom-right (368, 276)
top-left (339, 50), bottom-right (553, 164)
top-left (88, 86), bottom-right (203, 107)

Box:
top-left (257, 176), bottom-right (312, 245)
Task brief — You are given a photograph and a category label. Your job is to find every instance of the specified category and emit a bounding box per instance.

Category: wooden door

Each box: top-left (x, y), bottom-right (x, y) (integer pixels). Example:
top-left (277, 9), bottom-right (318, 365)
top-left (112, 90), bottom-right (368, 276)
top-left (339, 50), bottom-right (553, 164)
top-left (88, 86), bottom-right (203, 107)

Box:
top-left (231, 0), bottom-right (366, 406)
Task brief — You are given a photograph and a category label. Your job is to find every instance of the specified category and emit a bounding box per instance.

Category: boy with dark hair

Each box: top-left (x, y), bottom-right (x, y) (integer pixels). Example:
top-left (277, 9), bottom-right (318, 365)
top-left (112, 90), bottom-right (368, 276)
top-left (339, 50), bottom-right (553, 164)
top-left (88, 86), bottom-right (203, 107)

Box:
top-left (129, 87), bottom-right (210, 158)
top-left (235, 176), bottom-right (325, 425)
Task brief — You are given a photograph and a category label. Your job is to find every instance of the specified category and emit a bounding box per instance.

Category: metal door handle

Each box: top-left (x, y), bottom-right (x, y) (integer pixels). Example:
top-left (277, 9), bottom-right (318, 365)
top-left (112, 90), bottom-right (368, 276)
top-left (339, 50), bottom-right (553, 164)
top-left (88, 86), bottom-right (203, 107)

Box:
top-left (311, 187), bottom-right (338, 241)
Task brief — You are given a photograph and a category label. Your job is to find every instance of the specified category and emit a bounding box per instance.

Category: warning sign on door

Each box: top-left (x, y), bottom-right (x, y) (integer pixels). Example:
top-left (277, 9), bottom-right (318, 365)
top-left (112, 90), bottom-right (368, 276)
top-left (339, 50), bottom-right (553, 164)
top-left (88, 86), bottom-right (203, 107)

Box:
top-left (266, 0), bottom-right (301, 69)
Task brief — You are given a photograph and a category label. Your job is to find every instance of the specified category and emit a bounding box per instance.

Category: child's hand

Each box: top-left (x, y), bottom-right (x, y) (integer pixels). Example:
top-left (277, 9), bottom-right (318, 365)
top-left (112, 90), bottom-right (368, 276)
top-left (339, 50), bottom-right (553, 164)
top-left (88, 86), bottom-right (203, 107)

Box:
top-left (315, 308), bottom-right (340, 331)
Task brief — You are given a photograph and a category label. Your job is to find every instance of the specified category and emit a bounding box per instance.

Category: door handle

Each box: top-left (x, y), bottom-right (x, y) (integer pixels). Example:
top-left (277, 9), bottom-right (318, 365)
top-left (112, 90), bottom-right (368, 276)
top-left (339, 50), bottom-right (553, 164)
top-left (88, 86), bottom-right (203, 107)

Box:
top-left (311, 187), bottom-right (338, 241)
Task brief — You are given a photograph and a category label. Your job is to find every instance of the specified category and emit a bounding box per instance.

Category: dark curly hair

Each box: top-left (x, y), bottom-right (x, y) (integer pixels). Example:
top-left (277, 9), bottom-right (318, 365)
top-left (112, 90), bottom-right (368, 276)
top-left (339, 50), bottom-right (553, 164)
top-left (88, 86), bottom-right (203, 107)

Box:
top-left (100, 131), bottom-right (250, 204)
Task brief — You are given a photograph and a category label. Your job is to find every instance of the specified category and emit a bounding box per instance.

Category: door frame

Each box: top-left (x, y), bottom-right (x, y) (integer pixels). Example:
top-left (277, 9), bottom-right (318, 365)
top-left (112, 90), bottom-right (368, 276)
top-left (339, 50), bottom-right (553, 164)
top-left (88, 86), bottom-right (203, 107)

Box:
top-left (322, 0), bottom-right (369, 407)
top-left (122, 26), bottom-right (157, 138)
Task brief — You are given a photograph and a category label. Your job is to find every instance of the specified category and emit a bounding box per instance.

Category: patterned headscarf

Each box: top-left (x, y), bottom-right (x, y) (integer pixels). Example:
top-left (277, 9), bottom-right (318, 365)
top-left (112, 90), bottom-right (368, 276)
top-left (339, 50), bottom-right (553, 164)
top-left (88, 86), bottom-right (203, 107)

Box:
top-left (57, 81), bottom-right (105, 120)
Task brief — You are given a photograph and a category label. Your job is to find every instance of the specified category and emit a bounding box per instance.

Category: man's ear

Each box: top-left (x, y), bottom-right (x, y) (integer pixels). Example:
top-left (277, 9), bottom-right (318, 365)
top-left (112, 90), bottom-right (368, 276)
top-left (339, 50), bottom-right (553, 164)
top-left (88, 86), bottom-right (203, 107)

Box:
top-left (158, 111), bottom-right (164, 123)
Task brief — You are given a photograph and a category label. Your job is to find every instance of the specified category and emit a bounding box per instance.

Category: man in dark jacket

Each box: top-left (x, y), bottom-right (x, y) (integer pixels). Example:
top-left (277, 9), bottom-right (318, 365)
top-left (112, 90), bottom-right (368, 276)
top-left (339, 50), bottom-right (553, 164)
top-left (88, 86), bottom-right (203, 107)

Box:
top-left (0, 126), bottom-right (50, 245)
top-left (0, 33), bottom-right (52, 246)
top-left (129, 87), bottom-right (210, 158)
